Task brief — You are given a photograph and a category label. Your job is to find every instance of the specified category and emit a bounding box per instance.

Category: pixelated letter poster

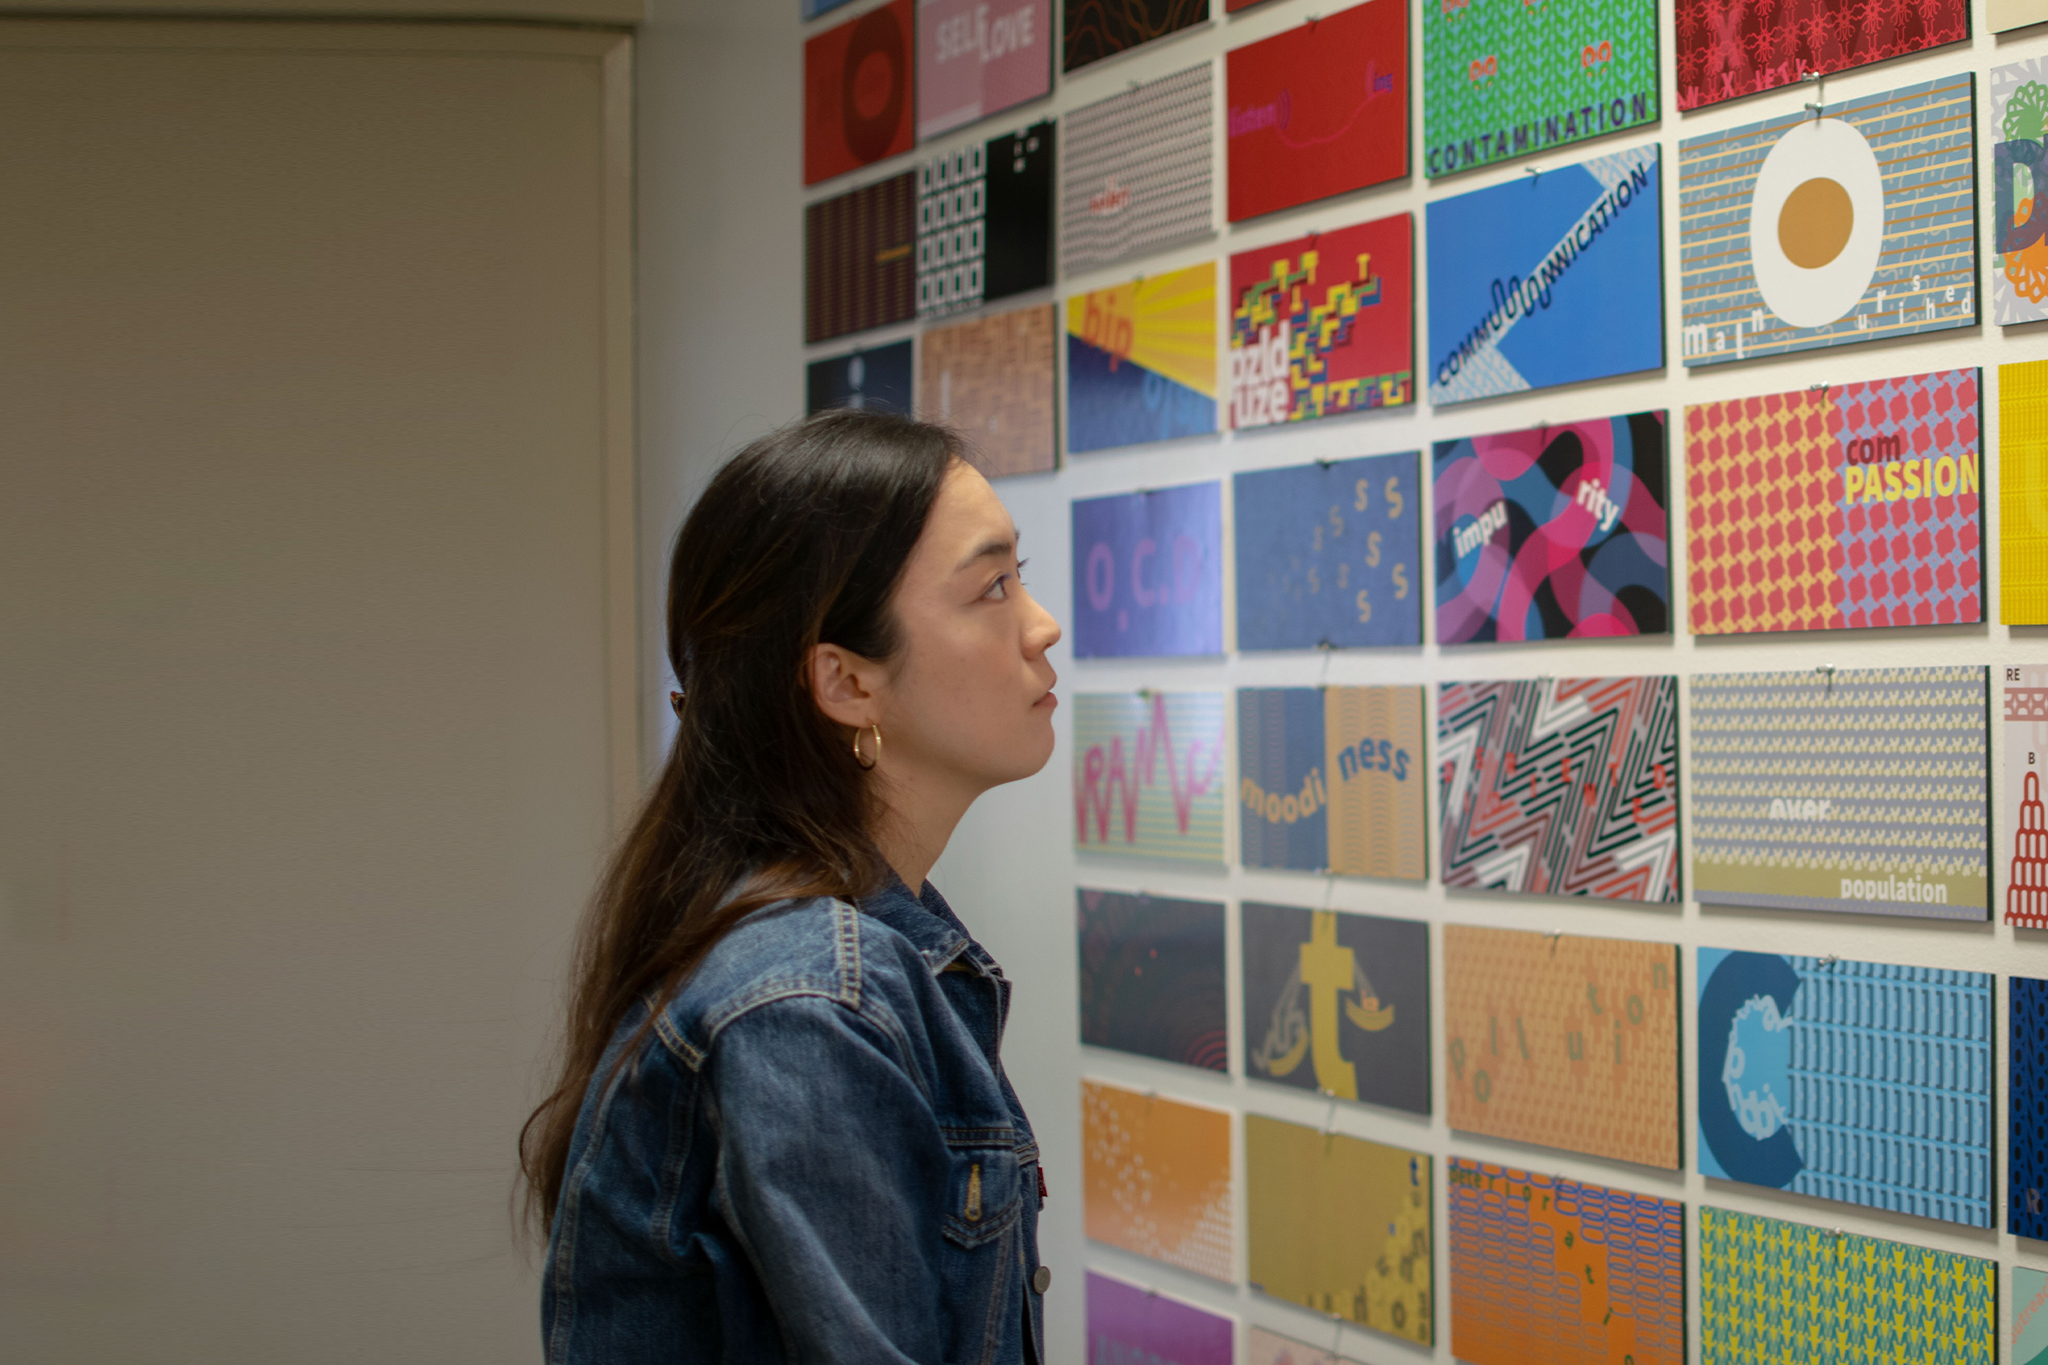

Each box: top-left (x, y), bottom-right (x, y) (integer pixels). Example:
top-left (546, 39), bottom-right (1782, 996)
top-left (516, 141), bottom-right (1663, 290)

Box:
top-left (1233, 453), bottom-right (1422, 651)
top-left (1070, 483), bottom-right (1223, 657)
top-left (1085, 1272), bottom-right (1234, 1365)
top-left (1076, 887), bottom-right (1228, 1069)
top-left (1082, 1080), bottom-right (1232, 1279)
top-left (1073, 693), bottom-right (1227, 862)
top-left (2004, 359), bottom-right (2048, 623)
top-left (2017, 1267), bottom-right (2048, 1365)
top-left (1067, 262), bottom-right (1217, 454)
top-left (1442, 925), bottom-right (1680, 1168)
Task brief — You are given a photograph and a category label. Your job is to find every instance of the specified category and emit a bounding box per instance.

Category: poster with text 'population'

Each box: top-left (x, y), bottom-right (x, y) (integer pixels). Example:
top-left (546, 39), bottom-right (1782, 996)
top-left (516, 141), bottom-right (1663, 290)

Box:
top-left (1233, 452), bottom-right (1422, 650)
top-left (1082, 1080), bottom-right (1232, 1279)
top-left (1237, 688), bottom-right (1426, 880)
top-left (1073, 693), bottom-right (1227, 863)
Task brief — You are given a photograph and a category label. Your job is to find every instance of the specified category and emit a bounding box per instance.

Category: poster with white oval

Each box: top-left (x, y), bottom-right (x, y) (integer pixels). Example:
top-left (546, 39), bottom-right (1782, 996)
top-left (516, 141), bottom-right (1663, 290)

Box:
top-left (1677, 73), bottom-right (1976, 366)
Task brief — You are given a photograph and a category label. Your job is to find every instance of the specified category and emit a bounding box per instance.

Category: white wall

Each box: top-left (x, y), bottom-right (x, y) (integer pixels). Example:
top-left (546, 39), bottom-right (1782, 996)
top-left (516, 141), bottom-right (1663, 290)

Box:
top-left (636, 4), bottom-right (2044, 1363)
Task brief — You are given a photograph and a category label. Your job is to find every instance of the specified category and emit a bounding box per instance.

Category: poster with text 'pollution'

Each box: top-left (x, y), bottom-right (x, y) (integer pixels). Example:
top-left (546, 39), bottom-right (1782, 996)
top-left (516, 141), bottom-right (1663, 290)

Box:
top-left (1233, 452), bottom-right (1423, 651)
top-left (1066, 262), bottom-right (1216, 454)
top-left (1085, 1272), bottom-right (1234, 1365)
top-left (1675, 0), bottom-right (1966, 111)
top-left (1425, 143), bottom-right (1662, 404)
top-left (1076, 888), bottom-right (1227, 1069)
top-left (1073, 693), bottom-right (1227, 863)
top-left (1082, 1080), bottom-right (1232, 1278)
top-left (1678, 75), bottom-right (1976, 366)
top-left (1685, 370), bottom-right (1983, 635)
top-left (1237, 687), bottom-right (1426, 880)
top-left (1689, 666), bottom-right (1990, 921)
top-left (1070, 482), bottom-right (1223, 657)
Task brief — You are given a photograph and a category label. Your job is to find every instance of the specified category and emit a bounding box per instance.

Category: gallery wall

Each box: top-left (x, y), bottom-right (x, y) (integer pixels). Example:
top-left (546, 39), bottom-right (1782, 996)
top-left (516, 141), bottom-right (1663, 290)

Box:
top-left (640, 0), bottom-right (2046, 1361)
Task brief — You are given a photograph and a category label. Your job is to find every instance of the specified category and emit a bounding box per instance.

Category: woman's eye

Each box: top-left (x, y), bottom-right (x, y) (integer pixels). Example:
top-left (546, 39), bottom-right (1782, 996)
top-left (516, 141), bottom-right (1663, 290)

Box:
top-left (983, 575), bottom-right (1009, 600)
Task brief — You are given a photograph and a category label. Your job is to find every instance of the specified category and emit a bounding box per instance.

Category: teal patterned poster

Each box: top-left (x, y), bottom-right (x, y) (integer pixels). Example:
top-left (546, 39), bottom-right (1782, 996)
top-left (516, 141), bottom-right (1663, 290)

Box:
top-left (1423, 0), bottom-right (1659, 178)
top-left (2017, 1267), bottom-right (2048, 1365)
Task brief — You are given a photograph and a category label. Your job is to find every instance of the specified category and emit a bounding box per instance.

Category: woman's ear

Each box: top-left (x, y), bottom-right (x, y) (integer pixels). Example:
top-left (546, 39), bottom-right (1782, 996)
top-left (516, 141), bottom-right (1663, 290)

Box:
top-left (806, 642), bottom-right (879, 731)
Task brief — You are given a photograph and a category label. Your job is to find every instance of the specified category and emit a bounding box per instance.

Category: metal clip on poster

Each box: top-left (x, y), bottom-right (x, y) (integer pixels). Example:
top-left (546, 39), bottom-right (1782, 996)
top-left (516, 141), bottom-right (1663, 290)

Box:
top-left (1319, 1087), bottom-right (1340, 1136)
top-left (1816, 664), bottom-right (1837, 695)
top-left (1802, 69), bottom-right (1827, 122)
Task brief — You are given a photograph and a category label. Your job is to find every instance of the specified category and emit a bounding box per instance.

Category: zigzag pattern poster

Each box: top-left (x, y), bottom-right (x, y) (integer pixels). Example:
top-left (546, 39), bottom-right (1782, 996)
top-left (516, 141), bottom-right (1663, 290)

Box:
top-left (1689, 667), bottom-right (1990, 920)
top-left (1437, 677), bottom-right (1679, 903)
top-left (1686, 369), bottom-right (1983, 634)
top-left (1433, 412), bottom-right (1669, 643)
top-left (1073, 693), bottom-right (1227, 862)
top-left (1697, 949), bottom-right (1993, 1227)
top-left (1066, 262), bottom-right (1216, 454)
top-left (1233, 453), bottom-right (1423, 650)
top-left (1237, 686), bottom-right (1426, 880)
top-left (1678, 75), bottom-right (1976, 366)
top-left (1425, 143), bottom-right (1661, 404)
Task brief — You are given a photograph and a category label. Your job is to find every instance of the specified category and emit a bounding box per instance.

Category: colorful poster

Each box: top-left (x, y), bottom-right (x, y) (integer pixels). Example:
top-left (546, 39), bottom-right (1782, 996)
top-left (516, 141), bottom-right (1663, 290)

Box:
top-left (1066, 263), bottom-right (1217, 454)
top-left (1690, 666), bottom-right (1990, 920)
top-left (1061, 63), bottom-right (1215, 274)
top-left (1422, 0), bottom-right (1658, 177)
top-left (806, 340), bottom-right (913, 416)
top-left (1081, 1081), bottom-right (1232, 1278)
top-left (1699, 1208), bottom-right (1994, 1365)
top-left (1070, 483), bottom-right (1223, 656)
top-left (1073, 693), bottom-right (1228, 862)
top-left (1993, 0), bottom-right (2048, 30)
top-left (1448, 1161), bottom-right (1684, 1365)
top-left (805, 172), bottom-right (917, 344)
top-left (2006, 359), bottom-right (2048, 623)
top-left (1247, 1328), bottom-right (1368, 1365)
top-left (1228, 216), bottom-right (1414, 425)
top-left (1244, 1115), bottom-right (1433, 1345)
top-left (1086, 1272), bottom-right (1234, 1365)
top-left (1433, 413), bottom-right (1670, 642)
top-left (917, 304), bottom-right (1056, 479)
top-left (2016, 1268), bottom-right (2048, 1365)
top-left (1233, 454), bottom-right (1422, 650)
top-left (1076, 888), bottom-right (1228, 1068)
top-left (1678, 75), bottom-right (1976, 366)
top-left (2013, 978), bottom-right (2048, 1235)
top-left (1676, 0), bottom-right (1966, 110)
top-left (1686, 370), bottom-right (1984, 634)
top-left (804, 0), bottom-right (917, 186)
top-left (2010, 666), bottom-right (2048, 927)
top-left (1064, 0), bottom-right (1209, 74)
top-left (1425, 144), bottom-right (1661, 404)
top-left (1994, 61), bottom-right (2048, 326)
top-left (1226, 0), bottom-right (1408, 221)
top-left (917, 0), bottom-right (1053, 141)
top-left (1442, 926), bottom-right (1680, 1168)
top-left (918, 122), bottom-right (1055, 320)
top-left (1237, 687), bottom-right (1426, 879)
top-left (1437, 677), bottom-right (1680, 904)
top-left (1697, 949), bottom-right (1993, 1227)
top-left (1242, 903), bottom-right (1429, 1113)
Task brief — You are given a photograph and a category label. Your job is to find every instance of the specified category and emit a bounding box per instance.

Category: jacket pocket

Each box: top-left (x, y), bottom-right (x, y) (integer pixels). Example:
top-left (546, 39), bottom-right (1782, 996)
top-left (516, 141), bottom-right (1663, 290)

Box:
top-left (940, 1135), bottom-right (1024, 1248)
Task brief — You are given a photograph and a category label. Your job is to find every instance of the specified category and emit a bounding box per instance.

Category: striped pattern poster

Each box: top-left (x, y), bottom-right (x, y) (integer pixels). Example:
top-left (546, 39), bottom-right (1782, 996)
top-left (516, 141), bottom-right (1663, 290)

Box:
top-left (1237, 686), bottom-right (1426, 879)
top-left (804, 172), bottom-right (917, 344)
top-left (1448, 1161), bottom-right (1684, 1365)
top-left (1678, 74), bottom-right (1976, 366)
top-left (1072, 693), bottom-right (1227, 862)
top-left (1066, 262), bottom-right (1216, 454)
top-left (1082, 1080), bottom-right (1232, 1279)
top-left (1060, 63), bottom-right (1213, 274)
top-left (2004, 358), bottom-right (2048, 623)
top-left (1689, 666), bottom-right (1990, 920)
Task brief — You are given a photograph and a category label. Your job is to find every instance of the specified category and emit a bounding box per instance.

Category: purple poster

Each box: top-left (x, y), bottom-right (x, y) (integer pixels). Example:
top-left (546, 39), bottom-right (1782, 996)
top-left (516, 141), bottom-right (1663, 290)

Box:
top-left (1086, 1271), bottom-right (1234, 1365)
top-left (1072, 482), bottom-right (1224, 657)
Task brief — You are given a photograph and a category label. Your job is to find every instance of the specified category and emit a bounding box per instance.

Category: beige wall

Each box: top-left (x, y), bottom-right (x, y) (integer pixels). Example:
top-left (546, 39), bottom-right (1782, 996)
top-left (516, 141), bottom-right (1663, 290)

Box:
top-left (0, 21), bottom-right (632, 1361)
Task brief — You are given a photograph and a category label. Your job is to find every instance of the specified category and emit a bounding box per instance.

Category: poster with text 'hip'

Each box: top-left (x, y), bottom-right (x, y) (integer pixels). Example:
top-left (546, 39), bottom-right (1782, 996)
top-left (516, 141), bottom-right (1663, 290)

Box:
top-left (1085, 1271), bottom-right (1233, 1365)
top-left (916, 0), bottom-right (1052, 142)
top-left (2004, 358), bottom-right (2048, 623)
top-left (1073, 693), bottom-right (1227, 863)
top-left (1060, 63), bottom-right (1214, 274)
top-left (1425, 143), bottom-right (1661, 404)
top-left (1689, 666), bottom-right (1989, 920)
top-left (1070, 482), bottom-right (1222, 657)
top-left (2009, 666), bottom-right (2048, 928)
top-left (1076, 887), bottom-right (1228, 1069)
top-left (1676, 0), bottom-right (1966, 111)
top-left (1066, 262), bottom-right (1216, 455)
top-left (1237, 687), bottom-right (1426, 880)
top-left (1233, 452), bottom-right (1422, 650)
top-left (1698, 949), bottom-right (1992, 1227)
top-left (1081, 1080), bottom-right (1232, 1279)
top-left (1442, 925), bottom-right (1681, 1168)
top-left (1678, 74), bottom-right (1976, 366)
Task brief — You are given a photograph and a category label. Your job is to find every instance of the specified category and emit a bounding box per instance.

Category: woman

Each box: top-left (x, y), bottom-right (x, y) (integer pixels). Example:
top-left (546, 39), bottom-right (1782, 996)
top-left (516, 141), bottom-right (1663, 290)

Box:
top-left (521, 410), bottom-right (1062, 1365)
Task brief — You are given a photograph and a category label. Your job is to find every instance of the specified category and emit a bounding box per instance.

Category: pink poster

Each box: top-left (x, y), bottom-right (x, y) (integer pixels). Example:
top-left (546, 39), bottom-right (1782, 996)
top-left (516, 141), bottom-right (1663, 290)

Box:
top-left (918, 0), bottom-right (1054, 142)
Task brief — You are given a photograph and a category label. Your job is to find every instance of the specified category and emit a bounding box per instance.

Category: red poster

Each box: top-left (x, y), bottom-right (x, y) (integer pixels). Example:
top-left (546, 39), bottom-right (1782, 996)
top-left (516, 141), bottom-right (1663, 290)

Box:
top-left (1675, 0), bottom-right (1968, 111)
top-left (1226, 0), bottom-right (1407, 223)
top-left (804, 0), bottom-right (916, 187)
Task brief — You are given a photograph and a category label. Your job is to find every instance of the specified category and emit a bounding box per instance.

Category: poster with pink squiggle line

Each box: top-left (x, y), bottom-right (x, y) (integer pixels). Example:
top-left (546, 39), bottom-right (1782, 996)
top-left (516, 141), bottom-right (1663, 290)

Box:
top-left (1074, 691), bottom-right (1227, 863)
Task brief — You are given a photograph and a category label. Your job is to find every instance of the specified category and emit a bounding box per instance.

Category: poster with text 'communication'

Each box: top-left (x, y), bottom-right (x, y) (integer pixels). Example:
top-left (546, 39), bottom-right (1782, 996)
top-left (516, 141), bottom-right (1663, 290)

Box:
top-left (1082, 1080), bottom-right (1232, 1279)
top-left (1076, 887), bottom-right (1227, 1069)
top-left (1070, 483), bottom-right (1222, 657)
top-left (1233, 453), bottom-right (1422, 650)
top-left (1073, 693), bottom-right (1227, 863)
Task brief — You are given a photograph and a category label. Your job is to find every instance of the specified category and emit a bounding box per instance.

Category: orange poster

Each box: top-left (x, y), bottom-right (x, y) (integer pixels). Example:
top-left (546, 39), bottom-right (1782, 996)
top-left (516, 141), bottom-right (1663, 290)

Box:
top-left (1081, 1080), bottom-right (1233, 1281)
top-left (1442, 926), bottom-right (1679, 1169)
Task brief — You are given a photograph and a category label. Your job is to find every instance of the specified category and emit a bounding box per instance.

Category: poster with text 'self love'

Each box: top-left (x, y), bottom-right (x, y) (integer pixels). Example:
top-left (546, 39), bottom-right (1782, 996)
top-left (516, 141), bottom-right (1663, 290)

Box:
top-left (916, 0), bottom-right (1051, 142)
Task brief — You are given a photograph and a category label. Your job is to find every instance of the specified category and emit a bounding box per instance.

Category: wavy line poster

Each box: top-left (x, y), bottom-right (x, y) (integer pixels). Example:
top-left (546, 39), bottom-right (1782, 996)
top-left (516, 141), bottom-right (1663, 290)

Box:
top-left (1686, 370), bottom-right (1983, 635)
top-left (1066, 263), bottom-right (1217, 454)
top-left (2005, 359), bottom-right (2048, 624)
top-left (1225, 0), bottom-right (1407, 221)
top-left (1697, 949), bottom-right (1993, 1227)
top-left (1242, 903), bottom-right (1429, 1113)
top-left (1677, 75), bottom-right (1976, 366)
top-left (1433, 412), bottom-right (1669, 643)
top-left (1070, 483), bottom-right (1223, 657)
top-left (1448, 1161), bottom-right (1684, 1365)
top-left (1237, 686), bottom-right (1426, 880)
top-left (1228, 215), bottom-right (1413, 426)
top-left (1082, 1080), bottom-right (1233, 1277)
top-left (1063, 0), bottom-right (1210, 74)
top-left (1423, 0), bottom-right (1658, 177)
top-left (1689, 666), bottom-right (1990, 920)
top-left (1233, 452), bottom-right (1423, 650)
top-left (1425, 143), bottom-right (1661, 404)
top-left (1676, 0), bottom-right (1966, 111)
top-left (1443, 925), bottom-right (1681, 1168)
top-left (1073, 692), bottom-right (1227, 862)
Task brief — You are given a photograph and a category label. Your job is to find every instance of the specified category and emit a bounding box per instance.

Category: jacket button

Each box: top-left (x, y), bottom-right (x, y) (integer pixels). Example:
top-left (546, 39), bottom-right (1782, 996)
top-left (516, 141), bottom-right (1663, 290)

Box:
top-left (1032, 1265), bottom-right (1052, 1294)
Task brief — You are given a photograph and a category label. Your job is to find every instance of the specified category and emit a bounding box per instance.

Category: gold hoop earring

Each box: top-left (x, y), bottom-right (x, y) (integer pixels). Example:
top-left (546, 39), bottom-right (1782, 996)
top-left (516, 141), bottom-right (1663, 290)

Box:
top-left (852, 723), bottom-right (881, 770)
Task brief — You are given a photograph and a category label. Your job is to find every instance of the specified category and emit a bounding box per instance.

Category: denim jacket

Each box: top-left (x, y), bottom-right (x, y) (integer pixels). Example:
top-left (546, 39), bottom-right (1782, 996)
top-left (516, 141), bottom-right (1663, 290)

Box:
top-left (542, 877), bottom-right (1044, 1364)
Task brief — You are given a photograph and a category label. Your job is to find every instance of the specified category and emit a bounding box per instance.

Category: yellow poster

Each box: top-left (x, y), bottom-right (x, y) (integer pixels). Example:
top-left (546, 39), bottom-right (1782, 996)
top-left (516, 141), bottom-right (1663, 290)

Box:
top-left (2004, 358), bottom-right (2048, 623)
top-left (1081, 1080), bottom-right (1233, 1281)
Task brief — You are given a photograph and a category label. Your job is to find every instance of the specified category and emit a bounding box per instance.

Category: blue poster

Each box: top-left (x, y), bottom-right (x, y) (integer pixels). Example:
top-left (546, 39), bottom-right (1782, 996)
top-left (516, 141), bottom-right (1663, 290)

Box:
top-left (1071, 483), bottom-right (1224, 658)
top-left (1425, 142), bottom-right (1663, 405)
top-left (2015, 977), bottom-right (2048, 1238)
top-left (1232, 453), bottom-right (1422, 650)
top-left (1237, 688), bottom-right (1327, 871)
top-left (1699, 948), bottom-right (1993, 1228)
top-left (805, 339), bottom-right (913, 416)
top-left (801, 0), bottom-right (859, 17)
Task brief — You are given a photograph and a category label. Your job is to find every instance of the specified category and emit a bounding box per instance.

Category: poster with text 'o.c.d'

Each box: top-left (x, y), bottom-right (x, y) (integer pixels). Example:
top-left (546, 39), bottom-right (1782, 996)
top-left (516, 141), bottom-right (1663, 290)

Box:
top-left (1678, 75), bottom-right (1976, 366)
top-left (1237, 687), bottom-right (1426, 880)
top-left (1066, 262), bottom-right (1216, 455)
top-left (1073, 693), bottom-right (1227, 863)
top-left (1233, 453), bottom-right (1422, 650)
top-left (1425, 143), bottom-right (1661, 404)
top-left (1689, 666), bottom-right (1990, 920)
top-left (916, 0), bottom-right (1052, 143)
top-left (1082, 1080), bottom-right (1232, 1279)
top-left (1070, 483), bottom-right (1222, 657)
top-left (1686, 370), bottom-right (1983, 635)
top-left (803, 0), bottom-right (915, 186)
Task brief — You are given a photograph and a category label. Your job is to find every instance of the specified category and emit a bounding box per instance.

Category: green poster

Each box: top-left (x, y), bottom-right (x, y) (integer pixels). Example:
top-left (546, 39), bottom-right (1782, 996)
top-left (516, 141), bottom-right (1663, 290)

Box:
top-left (1423, 0), bottom-right (1659, 178)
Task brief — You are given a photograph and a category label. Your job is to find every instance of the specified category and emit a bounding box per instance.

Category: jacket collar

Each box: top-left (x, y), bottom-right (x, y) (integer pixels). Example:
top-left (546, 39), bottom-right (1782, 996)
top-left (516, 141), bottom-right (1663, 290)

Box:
top-left (858, 873), bottom-right (989, 976)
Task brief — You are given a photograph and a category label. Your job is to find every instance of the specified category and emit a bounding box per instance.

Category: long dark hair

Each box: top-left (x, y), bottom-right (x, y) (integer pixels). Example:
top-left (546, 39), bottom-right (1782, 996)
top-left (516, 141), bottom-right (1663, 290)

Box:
top-left (520, 409), bottom-right (960, 1233)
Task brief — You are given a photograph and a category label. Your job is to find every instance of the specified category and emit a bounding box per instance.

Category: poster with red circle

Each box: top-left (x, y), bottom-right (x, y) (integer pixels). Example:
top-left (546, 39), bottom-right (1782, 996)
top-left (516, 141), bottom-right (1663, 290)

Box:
top-left (804, 0), bottom-right (917, 186)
